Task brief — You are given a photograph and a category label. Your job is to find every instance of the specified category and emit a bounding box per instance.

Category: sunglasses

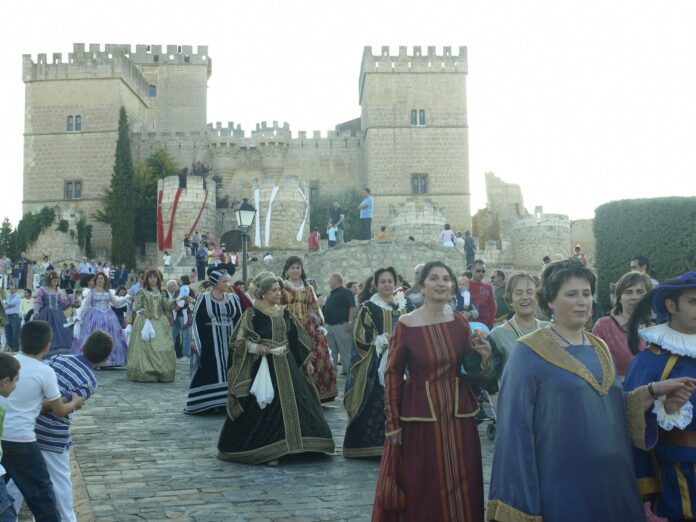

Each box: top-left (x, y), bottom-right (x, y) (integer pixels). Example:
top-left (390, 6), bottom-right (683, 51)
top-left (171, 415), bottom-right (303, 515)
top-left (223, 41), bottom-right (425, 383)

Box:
top-left (475, 269), bottom-right (486, 274)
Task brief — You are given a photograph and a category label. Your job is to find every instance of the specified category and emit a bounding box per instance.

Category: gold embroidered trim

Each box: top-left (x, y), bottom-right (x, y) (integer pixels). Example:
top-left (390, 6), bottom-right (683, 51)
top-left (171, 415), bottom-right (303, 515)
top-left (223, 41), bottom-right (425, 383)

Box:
top-left (486, 500), bottom-right (542, 522)
top-left (218, 437), bottom-right (335, 465)
top-left (638, 476), bottom-right (661, 496)
top-left (400, 380), bottom-right (437, 422)
top-left (343, 445), bottom-right (384, 458)
top-left (385, 428), bottom-right (402, 437)
top-left (626, 386), bottom-right (650, 450)
top-left (519, 328), bottom-right (615, 396)
top-left (454, 377), bottom-right (481, 418)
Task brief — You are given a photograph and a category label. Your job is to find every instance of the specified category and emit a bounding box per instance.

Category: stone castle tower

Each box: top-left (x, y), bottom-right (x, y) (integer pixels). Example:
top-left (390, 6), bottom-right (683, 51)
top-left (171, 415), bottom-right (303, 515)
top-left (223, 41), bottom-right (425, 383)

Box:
top-left (360, 46), bottom-right (470, 236)
top-left (22, 44), bottom-right (470, 257)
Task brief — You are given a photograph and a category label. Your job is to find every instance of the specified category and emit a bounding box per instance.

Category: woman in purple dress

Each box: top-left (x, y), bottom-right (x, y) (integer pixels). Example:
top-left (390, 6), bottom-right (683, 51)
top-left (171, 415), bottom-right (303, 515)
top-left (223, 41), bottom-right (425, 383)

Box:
top-left (33, 270), bottom-right (75, 354)
top-left (72, 272), bottom-right (131, 366)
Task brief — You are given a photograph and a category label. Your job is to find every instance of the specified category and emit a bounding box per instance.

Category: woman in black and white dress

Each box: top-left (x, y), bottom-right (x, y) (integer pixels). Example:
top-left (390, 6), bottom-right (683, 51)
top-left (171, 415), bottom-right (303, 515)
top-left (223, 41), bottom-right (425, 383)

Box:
top-left (184, 270), bottom-right (246, 414)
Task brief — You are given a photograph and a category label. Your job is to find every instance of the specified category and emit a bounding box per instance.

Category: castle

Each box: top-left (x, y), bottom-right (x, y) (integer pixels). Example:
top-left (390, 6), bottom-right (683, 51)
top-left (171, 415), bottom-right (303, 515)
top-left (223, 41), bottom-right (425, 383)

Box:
top-left (22, 44), bottom-right (471, 258)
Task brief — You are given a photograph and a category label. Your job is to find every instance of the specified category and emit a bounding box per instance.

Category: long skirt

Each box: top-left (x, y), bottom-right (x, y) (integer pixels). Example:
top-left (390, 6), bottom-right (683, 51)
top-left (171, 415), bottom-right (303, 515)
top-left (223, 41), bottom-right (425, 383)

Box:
top-left (298, 315), bottom-right (337, 403)
top-left (343, 350), bottom-right (385, 458)
top-left (72, 308), bottom-right (128, 365)
top-left (372, 417), bottom-right (484, 522)
top-left (217, 352), bottom-right (334, 464)
top-left (40, 307), bottom-right (73, 354)
top-left (127, 316), bottom-right (176, 382)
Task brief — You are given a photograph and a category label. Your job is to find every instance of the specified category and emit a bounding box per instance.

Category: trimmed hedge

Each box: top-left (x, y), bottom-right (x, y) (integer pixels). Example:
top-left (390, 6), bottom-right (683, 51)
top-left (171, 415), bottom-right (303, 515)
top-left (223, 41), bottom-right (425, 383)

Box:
top-left (594, 197), bottom-right (696, 309)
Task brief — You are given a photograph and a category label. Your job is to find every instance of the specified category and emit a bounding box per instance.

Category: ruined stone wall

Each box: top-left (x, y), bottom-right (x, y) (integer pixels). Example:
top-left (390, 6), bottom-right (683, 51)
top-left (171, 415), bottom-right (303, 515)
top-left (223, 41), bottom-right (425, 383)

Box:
top-left (570, 218), bottom-right (596, 263)
top-left (484, 171), bottom-right (527, 233)
top-left (511, 214), bottom-right (571, 266)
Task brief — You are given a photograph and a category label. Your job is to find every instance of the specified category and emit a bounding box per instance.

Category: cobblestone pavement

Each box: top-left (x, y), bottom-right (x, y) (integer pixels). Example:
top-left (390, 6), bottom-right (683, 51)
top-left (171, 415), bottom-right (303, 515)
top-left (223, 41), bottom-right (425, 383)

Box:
top-left (63, 359), bottom-right (494, 521)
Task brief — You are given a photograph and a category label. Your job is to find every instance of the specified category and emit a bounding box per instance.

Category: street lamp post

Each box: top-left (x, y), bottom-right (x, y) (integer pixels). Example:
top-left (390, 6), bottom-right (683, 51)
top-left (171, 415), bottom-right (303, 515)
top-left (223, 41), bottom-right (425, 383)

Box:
top-left (234, 198), bottom-right (257, 282)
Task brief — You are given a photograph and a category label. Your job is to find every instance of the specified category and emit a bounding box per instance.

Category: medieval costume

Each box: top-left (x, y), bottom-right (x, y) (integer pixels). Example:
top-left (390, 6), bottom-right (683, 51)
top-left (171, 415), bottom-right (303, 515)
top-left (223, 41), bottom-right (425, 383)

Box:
top-left (343, 294), bottom-right (407, 458)
top-left (34, 287), bottom-right (74, 354)
top-left (127, 288), bottom-right (176, 382)
top-left (217, 302), bottom-right (334, 463)
top-left (487, 327), bottom-right (649, 522)
top-left (372, 313), bottom-right (499, 522)
top-left (282, 281), bottom-right (338, 402)
top-left (184, 289), bottom-right (244, 413)
top-left (624, 272), bottom-right (696, 521)
top-left (72, 289), bottom-right (129, 365)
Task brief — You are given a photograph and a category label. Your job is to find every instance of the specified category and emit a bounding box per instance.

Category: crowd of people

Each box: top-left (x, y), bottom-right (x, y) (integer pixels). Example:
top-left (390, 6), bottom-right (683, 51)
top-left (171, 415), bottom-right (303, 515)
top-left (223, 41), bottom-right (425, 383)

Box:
top-left (1, 239), bottom-right (696, 521)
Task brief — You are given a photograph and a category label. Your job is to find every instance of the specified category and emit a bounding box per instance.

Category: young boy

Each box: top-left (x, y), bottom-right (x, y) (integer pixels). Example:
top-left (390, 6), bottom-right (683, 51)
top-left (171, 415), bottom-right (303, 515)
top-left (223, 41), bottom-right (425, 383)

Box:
top-left (327, 220), bottom-right (338, 248)
top-left (0, 352), bottom-right (20, 521)
top-left (9, 329), bottom-right (113, 521)
top-left (0, 321), bottom-right (83, 522)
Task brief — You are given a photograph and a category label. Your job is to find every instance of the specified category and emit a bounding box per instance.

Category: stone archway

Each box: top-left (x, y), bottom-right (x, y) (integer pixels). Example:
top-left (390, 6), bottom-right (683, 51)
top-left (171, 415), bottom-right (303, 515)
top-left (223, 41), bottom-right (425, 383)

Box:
top-left (220, 230), bottom-right (243, 253)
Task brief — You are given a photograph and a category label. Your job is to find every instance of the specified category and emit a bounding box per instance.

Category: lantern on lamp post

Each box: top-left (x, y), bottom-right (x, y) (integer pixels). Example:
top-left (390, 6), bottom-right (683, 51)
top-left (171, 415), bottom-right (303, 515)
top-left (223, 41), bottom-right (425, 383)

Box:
top-left (234, 198), bottom-right (257, 281)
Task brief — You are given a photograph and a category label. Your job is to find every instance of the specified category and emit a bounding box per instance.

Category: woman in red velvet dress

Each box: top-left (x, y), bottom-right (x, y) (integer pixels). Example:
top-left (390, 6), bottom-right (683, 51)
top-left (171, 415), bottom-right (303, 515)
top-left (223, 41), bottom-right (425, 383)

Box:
top-left (373, 261), bottom-right (500, 522)
top-left (281, 256), bottom-right (338, 402)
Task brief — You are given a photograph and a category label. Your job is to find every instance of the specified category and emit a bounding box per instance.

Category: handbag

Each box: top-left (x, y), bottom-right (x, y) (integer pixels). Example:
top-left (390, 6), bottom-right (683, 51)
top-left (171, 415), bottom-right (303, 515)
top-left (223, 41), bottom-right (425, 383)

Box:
top-left (250, 356), bottom-right (275, 408)
top-left (375, 441), bottom-right (406, 512)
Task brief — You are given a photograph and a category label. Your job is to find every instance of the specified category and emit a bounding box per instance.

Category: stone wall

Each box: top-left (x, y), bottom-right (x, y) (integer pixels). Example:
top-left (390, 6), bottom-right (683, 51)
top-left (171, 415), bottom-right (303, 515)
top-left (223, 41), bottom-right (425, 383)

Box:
top-left (511, 214), bottom-right (571, 266)
top-left (570, 219), bottom-right (596, 259)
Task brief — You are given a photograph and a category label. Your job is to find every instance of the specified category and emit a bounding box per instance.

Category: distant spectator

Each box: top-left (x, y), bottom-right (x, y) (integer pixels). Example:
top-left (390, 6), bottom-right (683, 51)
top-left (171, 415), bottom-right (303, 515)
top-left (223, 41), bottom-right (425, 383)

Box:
top-left (573, 245), bottom-right (588, 266)
top-left (78, 257), bottom-right (95, 288)
top-left (377, 226), bottom-right (387, 241)
top-left (542, 255), bottom-right (552, 272)
top-left (263, 252), bottom-right (273, 265)
top-left (440, 224), bottom-right (455, 247)
top-left (2, 286), bottom-right (21, 351)
top-left (469, 260), bottom-right (496, 329)
top-left (330, 201), bottom-right (346, 244)
top-left (308, 229), bottom-right (321, 252)
top-left (454, 232), bottom-right (465, 253)
top-left (327, 221), bottom-right (338, 248)
top-left (463, 231), bottom-right (476, 269)
top-left (357, 188), bottom-right (373, 240)
top-left (630, 255), bottom-right (659, 287)
top-left (491, 269), bottom-right (512, 322)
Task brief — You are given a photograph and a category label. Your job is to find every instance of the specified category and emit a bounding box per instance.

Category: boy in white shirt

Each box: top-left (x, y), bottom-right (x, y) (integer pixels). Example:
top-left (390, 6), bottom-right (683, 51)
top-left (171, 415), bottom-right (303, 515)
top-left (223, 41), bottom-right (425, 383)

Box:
top-left (0, 352), bottom-right (20, 521)
top-left (0, 321), bottom-right (83, 522)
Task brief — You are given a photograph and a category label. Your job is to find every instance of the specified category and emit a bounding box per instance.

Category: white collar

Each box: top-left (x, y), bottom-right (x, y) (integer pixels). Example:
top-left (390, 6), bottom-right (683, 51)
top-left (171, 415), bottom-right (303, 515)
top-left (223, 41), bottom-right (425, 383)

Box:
top-left (639, 323), bottom-right (696, 357)
top-left (369, 293), bottom-right (407, 311)
top-left (285, 279), bottom-right (305, 290)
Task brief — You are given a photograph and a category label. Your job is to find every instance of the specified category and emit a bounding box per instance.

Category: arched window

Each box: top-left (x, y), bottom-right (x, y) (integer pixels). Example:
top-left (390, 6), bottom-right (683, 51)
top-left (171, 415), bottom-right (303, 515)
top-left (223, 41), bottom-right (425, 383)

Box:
top-left (75, 115), bottom-right (81, 131)
top-left (67, 116), bottom-right (73, 131)
top-left (149, 85), bottom-right (157, 97)
top-left (410, 109), bottom-right (417, 126)
top-left (419, 110), bottom-right (426, 126)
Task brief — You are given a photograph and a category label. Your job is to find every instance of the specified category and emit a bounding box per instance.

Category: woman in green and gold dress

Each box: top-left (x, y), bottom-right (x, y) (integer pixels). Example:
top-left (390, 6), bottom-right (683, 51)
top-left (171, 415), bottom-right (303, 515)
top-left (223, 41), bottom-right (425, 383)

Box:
top-left (343, 266), bottom-right (407, 458)
top-left (127, 269), bottom-right (177, 383)
top-left (217, 271), bottom-right (334, 465)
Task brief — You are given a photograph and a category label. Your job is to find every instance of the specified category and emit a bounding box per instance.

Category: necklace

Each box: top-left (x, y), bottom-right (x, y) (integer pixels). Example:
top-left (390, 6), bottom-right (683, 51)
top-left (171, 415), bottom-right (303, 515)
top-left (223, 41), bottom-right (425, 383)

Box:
top-left (550, 327), bottom-right (586, 346)
top-left (286, 279), bottom-right (304, 290)
top-left (509, 315), bottom-right (540, 337)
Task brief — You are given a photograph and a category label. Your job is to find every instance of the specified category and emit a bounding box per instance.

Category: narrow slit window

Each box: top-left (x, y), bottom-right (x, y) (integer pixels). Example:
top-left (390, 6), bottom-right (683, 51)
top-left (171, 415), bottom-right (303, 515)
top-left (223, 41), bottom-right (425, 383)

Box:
top-left (67, 116), bottom-right (73, 131)
top-left (410, 110), bottom-right (417, 126)
top-left (419, 110), bottom-right (426, 126)
top-left (75, 115), bottom-right (81, 131)
top-left (149, 85), bottom-right (157, 97)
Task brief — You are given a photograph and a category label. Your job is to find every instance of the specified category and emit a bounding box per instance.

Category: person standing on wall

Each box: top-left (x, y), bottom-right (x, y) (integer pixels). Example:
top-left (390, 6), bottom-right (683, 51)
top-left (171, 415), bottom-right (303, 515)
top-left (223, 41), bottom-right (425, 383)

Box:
top-left (330, 201), bottom-right (346, 244)
top-left (357, 188), bottom-right (373, 240)
top-left (463, 231), bottom-right (476, 269)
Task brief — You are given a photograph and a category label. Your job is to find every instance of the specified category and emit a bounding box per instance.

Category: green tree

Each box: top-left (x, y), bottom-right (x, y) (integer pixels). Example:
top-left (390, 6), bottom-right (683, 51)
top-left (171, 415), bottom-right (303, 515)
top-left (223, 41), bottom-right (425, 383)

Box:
top-left (109, 107), bottom-right (136, 268)
top-left (594, 197), bottom-right (696, 310)
top-left (0, 218), bottom-right (12, 255)
top-left (134, 149), bottom-right (178, 247)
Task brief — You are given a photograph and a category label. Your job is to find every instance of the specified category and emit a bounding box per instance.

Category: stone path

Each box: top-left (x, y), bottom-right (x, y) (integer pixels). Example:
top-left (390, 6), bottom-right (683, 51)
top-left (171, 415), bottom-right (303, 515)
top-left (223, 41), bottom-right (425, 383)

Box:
top-left (62, 360), bottom-right (494, 521)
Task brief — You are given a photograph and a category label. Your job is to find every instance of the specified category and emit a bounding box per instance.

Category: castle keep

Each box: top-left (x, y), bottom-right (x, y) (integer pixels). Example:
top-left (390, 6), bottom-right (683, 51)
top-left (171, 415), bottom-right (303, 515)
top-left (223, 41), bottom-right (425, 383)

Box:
top-left (22, 44), bottom-right (471, 256)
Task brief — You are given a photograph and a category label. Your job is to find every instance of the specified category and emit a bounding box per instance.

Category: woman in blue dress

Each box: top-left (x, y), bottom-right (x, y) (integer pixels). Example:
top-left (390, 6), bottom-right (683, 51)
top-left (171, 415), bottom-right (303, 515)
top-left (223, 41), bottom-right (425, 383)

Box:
top-left (32, 271), bottom-right (75, 354)
top-left (487, 260), bottom-right (693, 522)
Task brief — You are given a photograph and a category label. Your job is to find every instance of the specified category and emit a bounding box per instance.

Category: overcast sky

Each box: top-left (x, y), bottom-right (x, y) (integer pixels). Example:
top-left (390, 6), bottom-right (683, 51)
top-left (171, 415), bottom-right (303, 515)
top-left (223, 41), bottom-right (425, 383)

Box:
top-left (2, 0), bottom-right (694, 225)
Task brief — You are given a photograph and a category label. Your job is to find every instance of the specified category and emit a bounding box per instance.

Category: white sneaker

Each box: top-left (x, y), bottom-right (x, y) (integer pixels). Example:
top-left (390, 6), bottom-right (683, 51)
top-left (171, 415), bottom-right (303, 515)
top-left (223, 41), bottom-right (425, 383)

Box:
top-left (181, 356), bottom-right (190, 361)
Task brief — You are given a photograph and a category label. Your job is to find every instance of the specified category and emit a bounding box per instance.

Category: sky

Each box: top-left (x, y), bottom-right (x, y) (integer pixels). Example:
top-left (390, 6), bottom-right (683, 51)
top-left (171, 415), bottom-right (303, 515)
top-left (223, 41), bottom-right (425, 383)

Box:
top-left (2, 0), bottom-right (695, 225)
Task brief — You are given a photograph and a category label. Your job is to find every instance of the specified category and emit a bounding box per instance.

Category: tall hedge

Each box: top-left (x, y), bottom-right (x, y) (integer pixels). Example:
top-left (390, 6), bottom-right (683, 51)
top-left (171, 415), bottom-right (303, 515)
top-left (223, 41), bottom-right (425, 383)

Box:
top-left (594, 197), bottom-right (696, 309)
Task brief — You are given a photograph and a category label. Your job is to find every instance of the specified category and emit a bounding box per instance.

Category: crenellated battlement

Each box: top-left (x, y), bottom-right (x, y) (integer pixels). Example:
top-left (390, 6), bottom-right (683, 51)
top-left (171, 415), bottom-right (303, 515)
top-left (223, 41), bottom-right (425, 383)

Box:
top-left (360, 45), bottom-right (467, 76)
top-left (208, 122), bottom-right (245, 138)
top-left (207, 122), bottom-right (362, 150)
top-left (22, 49), bottom-right (150, 100)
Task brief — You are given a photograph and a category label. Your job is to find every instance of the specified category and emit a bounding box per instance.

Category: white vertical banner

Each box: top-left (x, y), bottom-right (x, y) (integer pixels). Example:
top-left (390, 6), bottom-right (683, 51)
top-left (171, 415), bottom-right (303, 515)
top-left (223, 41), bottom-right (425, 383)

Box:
top-left (296, 186), bottom-right (309, 242)
top-left (264, 186), bottom-right (280, 247)
top-left (254, 187), bottom-right (261, 247)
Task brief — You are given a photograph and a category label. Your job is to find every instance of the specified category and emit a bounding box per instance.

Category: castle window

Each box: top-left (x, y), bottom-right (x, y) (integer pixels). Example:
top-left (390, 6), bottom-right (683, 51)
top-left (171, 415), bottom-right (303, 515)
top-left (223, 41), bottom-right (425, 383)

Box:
top-left (419, 110), bottom-right (426, 126)
top-left (184, 55), bottom-right (190, 63)
top-left (411, 174), bottom-right (428, 195)
top-left (410, 110), bottom-right (417, 126)
top-left (64, 180), bottom-right (82, 200)
top-left (67, 116), bottom-right (73, 132)
top-left (153, 54), bottom-right (159, 62)
top-left (149, 85), bottom-right (157, 97)
top-left (75, 115), bottom-right (81, 132)
top-left (309, 181), bottom-right (319, 201)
